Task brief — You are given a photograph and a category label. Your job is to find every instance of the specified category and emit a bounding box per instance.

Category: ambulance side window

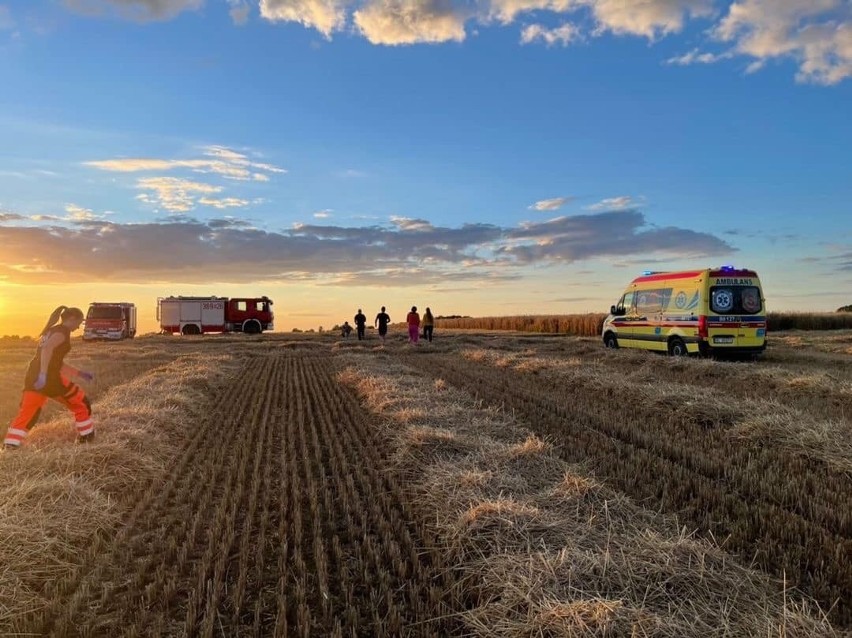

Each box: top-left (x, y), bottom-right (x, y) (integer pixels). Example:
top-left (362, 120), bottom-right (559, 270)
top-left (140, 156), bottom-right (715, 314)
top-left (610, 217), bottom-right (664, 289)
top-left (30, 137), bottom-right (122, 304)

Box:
top-left (635, 288), bottom-right (672, 314)
top-left (621, 292), bottom-right (635, 313)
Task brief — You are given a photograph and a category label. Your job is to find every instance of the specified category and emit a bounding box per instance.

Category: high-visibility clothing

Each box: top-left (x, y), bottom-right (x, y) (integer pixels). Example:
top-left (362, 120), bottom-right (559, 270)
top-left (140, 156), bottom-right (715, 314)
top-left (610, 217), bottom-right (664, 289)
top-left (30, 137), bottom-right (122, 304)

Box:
top-left (4, 376), bottom-right (93, 447)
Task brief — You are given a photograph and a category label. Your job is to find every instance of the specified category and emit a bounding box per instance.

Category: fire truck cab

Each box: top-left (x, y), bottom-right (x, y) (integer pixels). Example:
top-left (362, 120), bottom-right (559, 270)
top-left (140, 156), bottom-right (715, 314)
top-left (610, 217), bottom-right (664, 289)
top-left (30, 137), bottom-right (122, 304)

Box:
top-left (83, 302), bottom-right (137, 340)
top-left (157, 296), bottom-right (274, 335)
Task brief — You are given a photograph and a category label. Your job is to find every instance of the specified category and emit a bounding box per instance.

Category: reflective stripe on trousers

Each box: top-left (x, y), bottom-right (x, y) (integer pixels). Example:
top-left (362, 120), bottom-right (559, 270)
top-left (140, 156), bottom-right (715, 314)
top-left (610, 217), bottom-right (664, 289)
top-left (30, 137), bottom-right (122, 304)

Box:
top-left (3, 376), bottom-right (93, 446)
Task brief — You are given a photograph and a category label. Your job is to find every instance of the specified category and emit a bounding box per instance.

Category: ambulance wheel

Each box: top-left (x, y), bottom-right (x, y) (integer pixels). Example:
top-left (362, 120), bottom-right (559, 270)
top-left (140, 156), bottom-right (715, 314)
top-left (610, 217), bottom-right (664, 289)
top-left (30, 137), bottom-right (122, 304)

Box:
top-left (182, 324), bottom-right (201, 336)
top-left (668, 337), bottom-right (688, 357)
top-left (603, 333), bottom-right (619, 349)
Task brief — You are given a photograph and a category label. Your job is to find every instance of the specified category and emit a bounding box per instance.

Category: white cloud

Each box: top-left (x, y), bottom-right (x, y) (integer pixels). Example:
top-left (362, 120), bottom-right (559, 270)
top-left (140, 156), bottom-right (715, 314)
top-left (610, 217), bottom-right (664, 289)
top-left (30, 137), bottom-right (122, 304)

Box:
top-left (487, 0), bottom-right (574, 25)
top-left (586, 195), bottom-right (642, 211)
top-left (136, 177), bottom-right (222, 213)
top-left (520, 22), bottom-right (580, 46)
top-left (56, 0), bottom-right (851, 85)
top-left (313, 209), bottom-right (333, 218)
top-left (61, 0), bottom-right (203, 22)
top-left (666, 47), bottom-right (733, 65)
top-left (86, 145), bottom-right (286, 181)
top-left (584, 0), bottom-right (713, 39)
top-left (354, 0), bottom-right (468, 45)
top-left (259, 0), bottom-right (350, 37)
top-left (528, 196), bottom-right (573, 211)
top-left (64, 203), bottom-right (101, 221)
top-left (198, 196), bottom-right (250, 209)
top-left (714, 0), bottom-right (852, 85)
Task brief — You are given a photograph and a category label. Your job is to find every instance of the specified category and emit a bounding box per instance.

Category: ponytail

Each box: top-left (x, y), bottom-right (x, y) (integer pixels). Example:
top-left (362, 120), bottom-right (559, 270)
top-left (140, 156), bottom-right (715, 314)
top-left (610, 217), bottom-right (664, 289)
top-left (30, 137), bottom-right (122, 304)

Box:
top-left (40, 306), bottom-right (68, 337)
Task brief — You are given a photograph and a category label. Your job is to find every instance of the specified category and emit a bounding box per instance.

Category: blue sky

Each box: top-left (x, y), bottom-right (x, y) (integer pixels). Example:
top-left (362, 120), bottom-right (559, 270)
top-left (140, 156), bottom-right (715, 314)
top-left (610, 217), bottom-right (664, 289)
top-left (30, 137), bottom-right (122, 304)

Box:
top-left (0, 0), bottom-right (850, 333)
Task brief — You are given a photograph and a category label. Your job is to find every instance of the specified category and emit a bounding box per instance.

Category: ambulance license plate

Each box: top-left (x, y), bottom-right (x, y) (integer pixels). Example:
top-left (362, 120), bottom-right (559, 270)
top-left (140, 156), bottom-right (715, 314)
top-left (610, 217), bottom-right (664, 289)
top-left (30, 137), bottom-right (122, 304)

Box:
top-left (713, 336), bottom-right (734, 344)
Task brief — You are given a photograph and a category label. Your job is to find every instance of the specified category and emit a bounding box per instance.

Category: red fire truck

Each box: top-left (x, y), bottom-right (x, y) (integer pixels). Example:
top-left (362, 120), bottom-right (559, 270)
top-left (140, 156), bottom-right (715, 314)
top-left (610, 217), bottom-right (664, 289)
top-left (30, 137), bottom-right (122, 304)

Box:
top-left (157, 296), bottom-right (274, 335)
top-left (83, 302), bottom-right (137, 341)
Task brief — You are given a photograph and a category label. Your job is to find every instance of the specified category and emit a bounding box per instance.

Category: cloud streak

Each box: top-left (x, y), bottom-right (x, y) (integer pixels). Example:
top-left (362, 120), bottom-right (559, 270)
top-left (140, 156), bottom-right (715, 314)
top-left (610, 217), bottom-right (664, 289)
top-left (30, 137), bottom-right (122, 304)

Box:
top-left (529, 196), bottom-right (573, 211)
top-left (86, 145), bottom-right (286, 182)
top-left (84, 145), bottom-right (282, 213)
top-left (586, 195), bottom-right (642, 211)
top-left (0, 208), bottom-right (733, 284)
top-left (502, 209), bottom-right (734, 263)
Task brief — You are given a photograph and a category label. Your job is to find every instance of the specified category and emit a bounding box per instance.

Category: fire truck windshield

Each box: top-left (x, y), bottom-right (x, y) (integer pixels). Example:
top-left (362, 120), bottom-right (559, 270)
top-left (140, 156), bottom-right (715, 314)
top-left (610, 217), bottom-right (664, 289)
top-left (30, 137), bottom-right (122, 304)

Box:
top-left (88, 306), bottom-right (124, 320)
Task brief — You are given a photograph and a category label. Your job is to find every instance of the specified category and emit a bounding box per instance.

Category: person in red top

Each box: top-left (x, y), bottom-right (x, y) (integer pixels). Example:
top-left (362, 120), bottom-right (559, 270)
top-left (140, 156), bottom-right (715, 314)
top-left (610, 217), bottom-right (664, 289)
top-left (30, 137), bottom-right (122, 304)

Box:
top-left (406, 306), bottom-right (420, 344)
top-left (3, 306), bottom-right (96, 450)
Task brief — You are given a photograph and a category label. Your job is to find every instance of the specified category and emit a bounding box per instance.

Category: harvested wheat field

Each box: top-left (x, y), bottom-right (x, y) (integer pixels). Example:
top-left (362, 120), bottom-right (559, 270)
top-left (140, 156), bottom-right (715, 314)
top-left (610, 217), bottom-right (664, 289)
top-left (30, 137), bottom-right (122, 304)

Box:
top-left (1, 331), bottom-right (850, 637)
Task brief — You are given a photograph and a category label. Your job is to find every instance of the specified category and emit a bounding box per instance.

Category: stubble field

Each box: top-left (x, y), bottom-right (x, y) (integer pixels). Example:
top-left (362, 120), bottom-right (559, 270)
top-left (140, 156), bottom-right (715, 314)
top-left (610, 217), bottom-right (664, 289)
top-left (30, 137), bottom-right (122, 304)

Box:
top-left (0, 330), bottom-right (850, 637)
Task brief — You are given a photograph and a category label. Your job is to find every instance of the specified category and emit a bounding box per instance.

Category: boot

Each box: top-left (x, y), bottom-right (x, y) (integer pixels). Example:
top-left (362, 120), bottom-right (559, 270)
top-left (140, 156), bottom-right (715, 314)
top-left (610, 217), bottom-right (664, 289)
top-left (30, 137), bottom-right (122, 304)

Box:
top-left (76, 432), bottom-right (96, 444)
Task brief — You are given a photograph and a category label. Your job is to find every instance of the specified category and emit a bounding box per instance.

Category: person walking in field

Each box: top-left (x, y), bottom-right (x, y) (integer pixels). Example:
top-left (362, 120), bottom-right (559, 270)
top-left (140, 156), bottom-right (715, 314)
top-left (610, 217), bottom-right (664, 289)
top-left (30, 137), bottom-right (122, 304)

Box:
top-left (375, 306), bottom-right (391, 342)
top-left (422, 307), bottom-right (434, 342)
top-left (3, 306), bottom-right (96, 450)
top-left (407, 306), bottom-right (420, 344)
top-left (353, 308), bottom-right (367, 341)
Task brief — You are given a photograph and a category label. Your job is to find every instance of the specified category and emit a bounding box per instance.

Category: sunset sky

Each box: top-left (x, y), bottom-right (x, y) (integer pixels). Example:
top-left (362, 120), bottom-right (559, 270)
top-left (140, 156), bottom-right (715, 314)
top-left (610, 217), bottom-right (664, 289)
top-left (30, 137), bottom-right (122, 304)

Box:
top-left (0, 0), bottom-right (850, 336)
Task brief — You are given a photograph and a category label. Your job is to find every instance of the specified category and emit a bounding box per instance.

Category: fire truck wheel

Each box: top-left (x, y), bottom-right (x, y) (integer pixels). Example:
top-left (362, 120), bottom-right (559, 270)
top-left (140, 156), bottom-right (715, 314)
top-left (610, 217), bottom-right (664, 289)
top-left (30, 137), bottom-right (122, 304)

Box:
top-left (244, 320), bottom-right (261, 335)
top-left (182, 324), bottom-right (201, 336)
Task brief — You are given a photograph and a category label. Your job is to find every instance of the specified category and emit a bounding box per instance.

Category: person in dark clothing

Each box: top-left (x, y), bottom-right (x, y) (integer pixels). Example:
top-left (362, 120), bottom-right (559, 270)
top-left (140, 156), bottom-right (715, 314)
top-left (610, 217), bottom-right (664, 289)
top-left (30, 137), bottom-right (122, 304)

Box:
top-left (3, 306), bottom-right (96, 449)
top-left (422, 307), bottom-right (434, 342)
top-left (353, 309), bottom-right (367, 340)
top-left (374, 306), bottom-right (391, 342)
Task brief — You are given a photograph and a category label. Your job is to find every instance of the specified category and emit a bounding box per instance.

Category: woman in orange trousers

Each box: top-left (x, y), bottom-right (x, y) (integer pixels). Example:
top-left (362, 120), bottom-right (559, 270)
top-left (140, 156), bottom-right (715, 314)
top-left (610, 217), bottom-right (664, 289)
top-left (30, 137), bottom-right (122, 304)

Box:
top-left (3, 306), bottom-right (95, 449)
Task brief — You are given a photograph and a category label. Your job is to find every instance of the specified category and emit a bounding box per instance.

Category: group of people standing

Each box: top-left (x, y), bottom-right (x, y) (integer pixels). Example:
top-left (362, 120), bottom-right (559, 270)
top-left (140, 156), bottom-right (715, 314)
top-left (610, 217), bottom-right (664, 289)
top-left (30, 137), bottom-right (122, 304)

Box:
top-left (343, 305), bottom-right (434, 343)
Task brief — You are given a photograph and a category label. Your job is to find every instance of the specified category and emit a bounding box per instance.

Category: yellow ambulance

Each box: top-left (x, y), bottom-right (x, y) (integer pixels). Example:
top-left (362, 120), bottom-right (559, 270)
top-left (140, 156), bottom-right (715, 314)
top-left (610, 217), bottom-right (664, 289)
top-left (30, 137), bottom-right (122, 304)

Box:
top-left (602, 266), bottom-right (767, 356)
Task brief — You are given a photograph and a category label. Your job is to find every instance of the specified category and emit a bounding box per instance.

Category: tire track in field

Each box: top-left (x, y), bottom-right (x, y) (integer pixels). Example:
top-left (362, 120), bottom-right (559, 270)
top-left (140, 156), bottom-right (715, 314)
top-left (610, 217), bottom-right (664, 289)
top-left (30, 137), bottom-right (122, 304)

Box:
top-left (36, 352), bottom-right (458, 637)
top-left (400, 351), bottom-right (852, 628)
top-left (262, 354), bottom-right (457, 637)
top-left (36, 353), bottom-right (278, 637)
